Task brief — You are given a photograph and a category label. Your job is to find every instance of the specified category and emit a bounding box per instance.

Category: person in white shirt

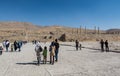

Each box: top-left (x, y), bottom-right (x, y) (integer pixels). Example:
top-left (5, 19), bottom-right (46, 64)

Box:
top-left (5, 40), bottom-right (10, 52)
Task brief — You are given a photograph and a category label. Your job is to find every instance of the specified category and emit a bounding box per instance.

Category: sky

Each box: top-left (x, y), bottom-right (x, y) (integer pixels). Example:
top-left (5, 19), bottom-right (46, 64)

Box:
top-left (0, 0), bottom-right (120, 30)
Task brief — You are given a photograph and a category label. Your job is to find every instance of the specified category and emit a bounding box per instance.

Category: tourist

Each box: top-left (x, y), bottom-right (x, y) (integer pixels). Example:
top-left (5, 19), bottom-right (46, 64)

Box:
top-left (11, 44), bottom-right (14, 52)
top-left (75, 40), bottom-right (79, 50)
top-left (43, 46), bottom-right (47, 64)
top-left (35, 42), bottom-right (43, 65)
top-left (18, 41), bottom-right (23, 52)
top-left (54, 39), bottom-right (59, 62)
top-left (80, 43), bottom-right (82, 50)
top-left (0, 46), bottom-right (3, 55)
top-left (105, 40), bottom-right (109, 52)
top-left (2, 40), bottom-right (6, 49)
top-left (100, 39), bottom-right (104, 52)
top-left (14, 41), bottom-right (18, 51)
top-left (5, 40), bottom-right (10, 52)
top-left (49, 41), bottom-right (55, 65)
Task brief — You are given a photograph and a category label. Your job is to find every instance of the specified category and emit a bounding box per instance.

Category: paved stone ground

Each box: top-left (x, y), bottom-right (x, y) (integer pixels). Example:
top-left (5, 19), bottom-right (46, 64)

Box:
top-left (0, 42), bottom-right (120, 76)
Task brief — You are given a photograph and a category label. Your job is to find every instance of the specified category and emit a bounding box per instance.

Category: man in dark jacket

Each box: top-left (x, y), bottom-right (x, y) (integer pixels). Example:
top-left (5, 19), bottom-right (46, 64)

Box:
top-left (100, 39), bottom-right (104, 52)
top-left (54, 39), bottom-right (59, 62)
top-left (105, 40), bottom-right (109, 52)
top-left (14, 41), bottom-right (18, 51)
top-left (75, 40), bottom-right (79, 50)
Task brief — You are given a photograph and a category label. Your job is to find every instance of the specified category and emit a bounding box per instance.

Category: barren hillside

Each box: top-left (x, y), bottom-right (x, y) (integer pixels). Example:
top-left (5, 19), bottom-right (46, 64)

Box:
top-left (0, 22), bottom-right (120, 42)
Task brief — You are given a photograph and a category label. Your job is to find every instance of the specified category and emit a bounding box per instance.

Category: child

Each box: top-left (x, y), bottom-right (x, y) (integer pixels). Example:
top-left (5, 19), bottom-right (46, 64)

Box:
top-left (43, 46), bottom-right (47, 64)
top-left (11, 44), bottom-right (14, 52)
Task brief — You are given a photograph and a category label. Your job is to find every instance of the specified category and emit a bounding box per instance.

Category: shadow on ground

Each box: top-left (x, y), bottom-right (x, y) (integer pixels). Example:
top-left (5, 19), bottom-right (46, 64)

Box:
top-left (16, 62), bottom-right (37, 65)
top-left (16, 61), bottom-right (51, 66)
top-left (60, 44), bottom-right (75, 47)
top-left (110, 50), bottom-right (120, 53)
top-left (84, 47), bottom-right (120, 53)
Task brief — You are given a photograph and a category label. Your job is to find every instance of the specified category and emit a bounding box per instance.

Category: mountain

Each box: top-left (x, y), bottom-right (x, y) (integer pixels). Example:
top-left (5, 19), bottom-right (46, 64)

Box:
top-left (106, 29), bottom-right (120, 34)
top-left (0, 22), bottom-right (40, 30)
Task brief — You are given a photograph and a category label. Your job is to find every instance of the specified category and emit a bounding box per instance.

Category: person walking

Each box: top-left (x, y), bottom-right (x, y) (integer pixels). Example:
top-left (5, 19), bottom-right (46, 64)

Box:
top-left (43, 46), bottom-right (47, 64)
top-left (49, 41), bottom-right (55, 65)
top-left (5, 40), bottom-right (10, 52)
top-left (35, 42), bottom-right (43, 65)
top-left (14, 41), bottom-right (18, 51)
top-left (0, 46), bottom-right (3, 55)
top-left (105, 40), bottom-right (109, 52)
top-left (18, 41), bottom-right (22, 52)
top-left (75, 40), bottom-right (79, 50)
top-left (54, 39), bottom-right (59, 62)
top-left (79, 43), bottom-right (82, 50)
top-left (2, 40), bottom-right (6, 49)
top-left (100, 39), bottom-right (104, 52)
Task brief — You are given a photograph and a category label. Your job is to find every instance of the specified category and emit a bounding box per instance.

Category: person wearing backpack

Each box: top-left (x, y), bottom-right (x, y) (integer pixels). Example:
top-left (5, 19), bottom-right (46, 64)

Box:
top-left (35, 42), bottom-right (43, 65)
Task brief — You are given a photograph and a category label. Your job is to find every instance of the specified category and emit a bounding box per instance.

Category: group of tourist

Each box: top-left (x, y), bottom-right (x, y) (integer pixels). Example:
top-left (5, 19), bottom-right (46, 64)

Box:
top-left (0, 38), bottom-right (110, 66)
top-left (2, 40), bottom-right (23, 52)
top-left (35, 39), bottom-right (59, 65)
top-left (100, 39), bottom-right (109, 52)
top-left (13, 40), bottom-right (23, 52)
top-left (75, 39), bottom-right (109, 52)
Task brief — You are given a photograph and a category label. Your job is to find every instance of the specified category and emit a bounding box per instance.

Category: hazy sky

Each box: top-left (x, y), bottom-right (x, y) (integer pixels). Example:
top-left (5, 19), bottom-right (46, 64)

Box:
top-left (0, 0), bottom-right (120, 30)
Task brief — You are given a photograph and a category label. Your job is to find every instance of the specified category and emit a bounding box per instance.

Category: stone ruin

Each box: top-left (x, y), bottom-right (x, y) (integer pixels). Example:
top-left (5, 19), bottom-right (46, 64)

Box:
top-left (59, 33), bottom-right (66, 42)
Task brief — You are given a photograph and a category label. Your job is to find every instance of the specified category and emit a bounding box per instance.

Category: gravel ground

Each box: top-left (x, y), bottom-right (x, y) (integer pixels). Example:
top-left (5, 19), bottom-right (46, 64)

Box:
top-left (0, 42), bottom-right (120, 76)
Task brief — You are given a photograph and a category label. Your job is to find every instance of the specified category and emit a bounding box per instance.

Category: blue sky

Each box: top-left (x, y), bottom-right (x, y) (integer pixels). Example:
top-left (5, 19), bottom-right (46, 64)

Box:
top-left (0, 0), bottom-right (120, 30)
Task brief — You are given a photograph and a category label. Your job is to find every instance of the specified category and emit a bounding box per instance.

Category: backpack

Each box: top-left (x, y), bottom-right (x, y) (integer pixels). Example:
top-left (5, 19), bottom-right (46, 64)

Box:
top-left (39, 46), bottom-right (43, 52)
top-left (35, 46), bottom-right (42, 52)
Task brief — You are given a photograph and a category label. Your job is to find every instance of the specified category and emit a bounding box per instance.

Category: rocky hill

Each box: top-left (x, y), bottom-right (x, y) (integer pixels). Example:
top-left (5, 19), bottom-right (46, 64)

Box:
top-left (0, 22), bottom-right (120, 42)
top-left (106, 29), bottom-right (120, 34)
